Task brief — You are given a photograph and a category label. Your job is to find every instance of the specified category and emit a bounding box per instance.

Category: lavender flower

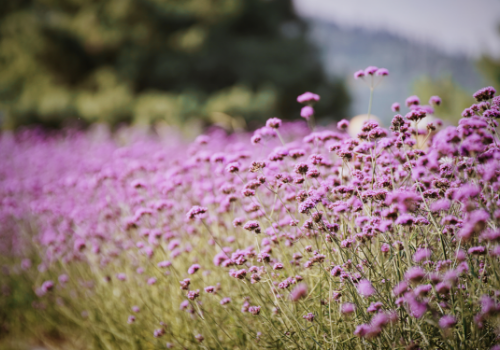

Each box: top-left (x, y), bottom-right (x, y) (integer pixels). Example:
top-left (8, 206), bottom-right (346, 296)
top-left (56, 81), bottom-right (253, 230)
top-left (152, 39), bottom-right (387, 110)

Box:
top-left (290, 283), bottom-right (308, 302)
top-left (188, 264), bottom-right (201, 274)
top-left (297, 92), bottom-right (320, 104)
top-left (356, 279), bottom-right (376, 297)
top-left (375, 68), bottom-right (389, 76)
top-left (266, 117), bottom-right (282, 129)
top-left (341, 303), bottom-right (356, 315)
top-left (405, 95), bottom-right (420, 107)
top-left (300, 106), bottom-right (314, 120)
top-left (439, 315), bottom-right (457, 329)
top-left (303, 313), bottom-right (315, 322)
top-left (429, 96), bottom-right (442, 106)
top-left (473, 86), bottom-right (496, 102)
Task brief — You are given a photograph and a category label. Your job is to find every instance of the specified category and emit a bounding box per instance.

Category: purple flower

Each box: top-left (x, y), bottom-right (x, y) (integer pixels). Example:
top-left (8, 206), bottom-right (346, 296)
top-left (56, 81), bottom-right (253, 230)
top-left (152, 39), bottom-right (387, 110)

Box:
top-left (364, 66), bottom-right (378, 75)
top-left (294, 162), bottom-right (309, 175)
top-left (128, 315), bottom-right (136, 324)
top-left (195, 334), bottom-right (204, 342)
top-left (147, 277), bottom-right (157, 285)
top-left (405, 267), bottom-right (426, 283)
top-left (375, 68), bottom-right (389, 76)
top-left (337, 119), bottom-right (349, 130)
top-left (187, 289), bottom-right (200, 300)
top-left (248, 306), bottom-right (261, 315)
top-left (357, 279), bottom-right (376, 297)
top-left (430, 199), bottom-right (450, 212)
top-left (266, 117), bottom-right (282, 129)
top-left (405, 108), bottom-right (426, 121)
top-left (297, 92), bottom-right (320, 104)
top-left (229, 269), bottom-right (247, 279)
top-left (414, 284), bottom-right (432, 297)
top-left (243, 221), bottom-right (261, 234)
top-left (220, 297), bottom-right (231, 305)
top-left (436, 282), bottom-right (451, 294)
top-left (179, 278), bottom-right (191, 290)
top-left (484, 109), bottom-right (500, 118)
top-left (413, 248), bottom-right (432, 263)
top-left (188, 264), bottom-right (201, 274)
top-left (354, 324), bottom-right (371, 338)
top-left (473, 86), bottom-right (496, 102)
top-left (405, 95), bottom-right (420, 107)
top-left (341, 303), bottom-right (356, 315)
top-left (225, 162), bottom-right (240, 173)
top-left (303, 312), bottom-right (315, 322)
top-left (391, 102), bottom-right (400, 112)
top-left (395, 214), bottom-right (415, 227)
top-left (154, 328), bottom-right (165, 338)
top-left (41, 280), bottom-right (54, 293)
top-left (204, 286), bottom-right (216, 293)
top-left (298, 198), bottom-right (316, 214)
top-left (180, 300), bottom-right (189, 310)
top-left (439, 315), bottom-right (457, 329)
top-left (393, 281), bottom-right (408, 296)
top-left (367, 302), bottom-right (383, 313)
top-left (381, 243), bottom-right (390, 254)
top-left (354, 70), bottom-right (365, 79)
top-left (300, 106), bottom-right (314, 120)
top-left (290, 283), bottom-right (308, 302)
top-left (273, 263), bottom-right (284, 270)
top-left (429, 96), bottom-right (442, 106)
top-left (58, 274), bottom-right (69, 284)
top-left (157, 260), bottom-right (171, 268)
top-left (480, 295), bottom-right (500, 316)
top-left (405, 293), bottom-right (427, 318)
top-left (331, 265), bottom-right (343, 277)
top-left (186, 206), bottom-right (208, 220)
top-left (468, 246), bottom-right (486, 255)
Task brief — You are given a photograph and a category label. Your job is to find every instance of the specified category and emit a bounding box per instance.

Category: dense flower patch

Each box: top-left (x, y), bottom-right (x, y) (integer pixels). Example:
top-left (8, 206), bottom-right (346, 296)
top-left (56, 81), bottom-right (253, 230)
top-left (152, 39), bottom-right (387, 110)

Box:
top-left (2, 70), bottom-right (500, 349)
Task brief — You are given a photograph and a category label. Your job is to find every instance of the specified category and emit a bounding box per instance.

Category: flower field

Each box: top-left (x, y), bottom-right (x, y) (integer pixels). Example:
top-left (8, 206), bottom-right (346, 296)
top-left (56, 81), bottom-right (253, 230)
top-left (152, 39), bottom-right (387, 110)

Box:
top-left (2, 68), bottom-right (500, 349)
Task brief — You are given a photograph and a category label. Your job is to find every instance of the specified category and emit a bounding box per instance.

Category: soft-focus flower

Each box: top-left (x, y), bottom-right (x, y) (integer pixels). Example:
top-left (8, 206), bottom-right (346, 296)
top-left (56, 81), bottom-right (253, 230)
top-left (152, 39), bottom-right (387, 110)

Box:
top-left (429, 96), bottom-right (442, 106)
top-left (439, 315), bottom-right (457, 329)
top-left (303, 312), bottom-right (315, 322)
top-left (405, 267), bottom-right (426, 283)
top-left (364, 66), bottom-right (378, 75)
top-left (337, 119), bottom-right (350, 130)
top-left (341, 303), bottom-right (356, 315)
top-left (300, 106), bottom-right (314, 120)
top-left (290, 283), bottom-right (308, 302)
top-left (413, 248), bottom-right (432, 263)
top-left (354, 70), bottom-right (365, 79)
top-left (473, 86), bottom-right (496, 102)
top-left (297, 92), bottom-right (320, 104)
top-left (405, 95), bottom-right (420, 107)
top-left (375, 68), bottom-right (389, 76)
top-left (188, 264), bottom-right (201, 274)
top-left (356, 279), bottom-right (375, 297)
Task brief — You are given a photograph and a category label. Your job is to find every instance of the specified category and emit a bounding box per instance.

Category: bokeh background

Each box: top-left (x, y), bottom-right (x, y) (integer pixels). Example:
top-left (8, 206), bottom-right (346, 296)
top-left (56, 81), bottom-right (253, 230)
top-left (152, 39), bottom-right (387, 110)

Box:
top-left (1, 0), bottom-right (500, 133)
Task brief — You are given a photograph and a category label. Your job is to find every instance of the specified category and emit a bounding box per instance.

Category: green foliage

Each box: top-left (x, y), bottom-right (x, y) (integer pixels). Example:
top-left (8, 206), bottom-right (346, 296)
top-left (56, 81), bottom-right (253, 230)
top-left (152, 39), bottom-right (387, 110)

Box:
top-left (412, 75), bottom-right (475, 124)
top-left (0, 0), bottom-right (349, 130)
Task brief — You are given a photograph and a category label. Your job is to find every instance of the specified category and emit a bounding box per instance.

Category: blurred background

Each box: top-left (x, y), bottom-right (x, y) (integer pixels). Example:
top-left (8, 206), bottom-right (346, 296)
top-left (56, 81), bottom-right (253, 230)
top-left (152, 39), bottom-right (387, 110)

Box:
top-left (0, 0), bottom-right (499, 135)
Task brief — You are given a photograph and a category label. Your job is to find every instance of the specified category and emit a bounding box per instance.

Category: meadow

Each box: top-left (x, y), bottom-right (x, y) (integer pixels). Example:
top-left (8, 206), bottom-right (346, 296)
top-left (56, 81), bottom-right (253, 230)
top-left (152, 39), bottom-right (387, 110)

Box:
top-left (1, 67), bottom-right (500, 349)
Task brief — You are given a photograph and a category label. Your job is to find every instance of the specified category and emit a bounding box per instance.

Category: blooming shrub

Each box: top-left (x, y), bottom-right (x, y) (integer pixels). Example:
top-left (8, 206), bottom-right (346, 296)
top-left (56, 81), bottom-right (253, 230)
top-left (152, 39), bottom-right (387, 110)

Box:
top-left (2, 72), bottom-right (500, 349)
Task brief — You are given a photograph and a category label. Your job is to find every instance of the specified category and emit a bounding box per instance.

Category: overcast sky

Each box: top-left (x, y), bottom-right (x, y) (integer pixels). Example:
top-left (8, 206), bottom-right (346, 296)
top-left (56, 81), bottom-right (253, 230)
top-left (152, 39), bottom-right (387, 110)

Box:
top-left (293, 0), bottom-right (500, 58)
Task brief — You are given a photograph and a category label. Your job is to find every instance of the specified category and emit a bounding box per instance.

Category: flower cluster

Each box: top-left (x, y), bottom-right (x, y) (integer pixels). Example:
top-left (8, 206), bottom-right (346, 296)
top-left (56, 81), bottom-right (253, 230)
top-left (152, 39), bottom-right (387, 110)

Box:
top-left (2, 76), bottom-right (500, 349)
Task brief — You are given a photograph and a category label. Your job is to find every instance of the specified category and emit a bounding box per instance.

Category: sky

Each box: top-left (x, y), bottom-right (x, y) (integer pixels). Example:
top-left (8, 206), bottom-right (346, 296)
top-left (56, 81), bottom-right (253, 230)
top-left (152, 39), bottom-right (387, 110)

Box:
top-left (293, 0), bottom-right (500, 58)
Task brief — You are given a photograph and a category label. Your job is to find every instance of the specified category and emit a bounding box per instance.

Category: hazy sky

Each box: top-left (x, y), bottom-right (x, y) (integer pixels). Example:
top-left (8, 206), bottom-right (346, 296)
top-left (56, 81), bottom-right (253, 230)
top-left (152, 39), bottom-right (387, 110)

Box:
top-left (294, 0), bottom-right (500, 58)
